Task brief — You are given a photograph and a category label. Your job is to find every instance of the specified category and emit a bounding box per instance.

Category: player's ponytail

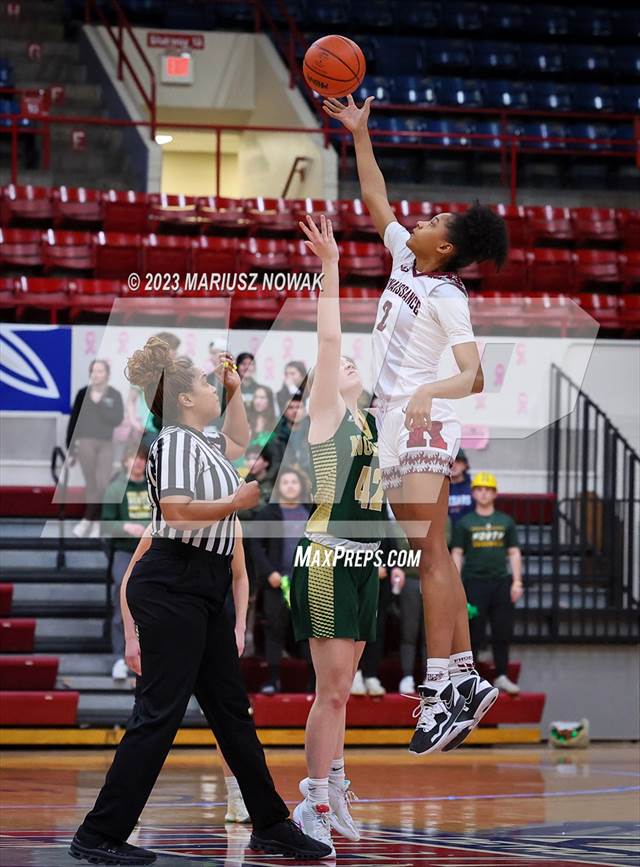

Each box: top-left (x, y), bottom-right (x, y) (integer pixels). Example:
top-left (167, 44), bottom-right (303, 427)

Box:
top-left (126, 336), bottom-right (195, 425)
top-left (446, 202), bottom-right (509, 271)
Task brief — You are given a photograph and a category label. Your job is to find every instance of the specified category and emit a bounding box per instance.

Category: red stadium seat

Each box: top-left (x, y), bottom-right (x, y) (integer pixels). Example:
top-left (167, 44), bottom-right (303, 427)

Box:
top-left (15, 276), bottom-right (69, 322)
top-left (620, 295), bottom-right (640, 333)
top-left (0, 583), bottom-right (13, 617)
top-left (618, 251), bottom-right (640, 291)
top-left (494, 204), bottom-right (527, 248)
top-left (68, 278), bottom-right (121, 319)
top-left (573, 293), bottom-right (621, 329)
top-left (287, 239), bottom-right (322, 273)
top-left (0, 277), bottom-right (16, 312)
top-left (481, 248), bottom-right (527, 292)
top-left (0, 656), bottom-right (58, 690)
top-left (339, 285), bottom-right (380, 325)
top-left (0, 690), bottom-right (79, 725)
top-left (142, 233), bottom-right (191, 276)
top-left (0, 228), bottom-right (42, 268)
top-left (197, 196), bottom-right (248, 233)
top-left (457, 261), bottom-right (482, 286)
top-left (244, 197), bottom-right (297, 234)
top-left (338, 199), bottom-right (380, 238)
top-left (239, 237), bottom-right (289, 271)
top-left (391, 200), bottom-right (432, 231)
top-left (618, 209), bottom-right (640, 249)
top-left (0, 618), bottom-right (35, 652)
top-left (42, 230), bottom-right (94, 273)
top-left (526, 248), bottom-right (574, 293)
top-left (231, 284), bottom-right (284, 325)
top-left (290, 198), bottom-right (343, 233)
top-left (525, 205), bottom-right (575, 246)
top-left (148, 193), bottom-right (199, 234)
top-left (52, 186), bottom-right (103, 228)
top-left (571, 207), bottom-right (620, 246)
top-left (574, 250), bottom-right (620, 290)
top-left (338, 241), bottom-right (388, 279)
top-left (94, 231), bottom-right (141, 279)
top-left (101, 190), bottom-right (150, 233)
top-left (191, 235), bottom-right (239, 273)
top-left (1, 184), bottom-right (53, 226)
top-left (432, 201), bottom-right (469, 216)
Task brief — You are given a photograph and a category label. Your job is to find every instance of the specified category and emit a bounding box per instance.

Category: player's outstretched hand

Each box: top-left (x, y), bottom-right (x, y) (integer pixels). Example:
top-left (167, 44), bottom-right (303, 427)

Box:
top-left (322, 93), bottom-right (374, 133)
top-left (299, 214), bottom-right (339, 263)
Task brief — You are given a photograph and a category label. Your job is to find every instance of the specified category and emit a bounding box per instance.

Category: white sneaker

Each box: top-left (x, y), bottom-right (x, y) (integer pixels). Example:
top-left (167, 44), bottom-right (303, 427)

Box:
top-left (399, 675), bottom-right (416, 695)
top-left (72, 518), bottom-right (91, 538)
top-left (364, 676), bottom-right (386, 696)
top-left (111, 658), bottom-right (128, 680)
top-left (350, 670), bottom-right (366, 696)
top-left (225, 789), bottom-right (250, 823)
top-left (494, 674), bottom-right (520, 695)
top-left (292, 799), bottom-right (335, 858)
top-left (88, 521), bottom-right (101, 538)
top-left (300, 777), bottom-right (360, 841)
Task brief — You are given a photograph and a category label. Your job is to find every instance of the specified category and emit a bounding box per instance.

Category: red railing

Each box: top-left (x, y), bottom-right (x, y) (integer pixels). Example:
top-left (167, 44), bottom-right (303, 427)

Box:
top-left (84, 0), bottom-right (156, 139)
top-left (1, 108), bottom-right (638, 204)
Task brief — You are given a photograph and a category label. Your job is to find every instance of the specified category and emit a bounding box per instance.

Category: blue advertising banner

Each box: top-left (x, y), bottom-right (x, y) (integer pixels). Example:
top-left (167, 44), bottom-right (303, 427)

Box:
top-left (0, 325), bottom-right (72, 412)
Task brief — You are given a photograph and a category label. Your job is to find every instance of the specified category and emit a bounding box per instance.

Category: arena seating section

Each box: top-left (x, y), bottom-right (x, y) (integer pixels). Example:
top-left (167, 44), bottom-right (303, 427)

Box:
top-left (1, 186), bottom-right (639, 333)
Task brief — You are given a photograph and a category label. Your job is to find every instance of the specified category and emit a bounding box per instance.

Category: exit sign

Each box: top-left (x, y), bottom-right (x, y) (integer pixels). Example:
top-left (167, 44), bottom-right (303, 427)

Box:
top-left (160, 52), bottom-right (193, 85)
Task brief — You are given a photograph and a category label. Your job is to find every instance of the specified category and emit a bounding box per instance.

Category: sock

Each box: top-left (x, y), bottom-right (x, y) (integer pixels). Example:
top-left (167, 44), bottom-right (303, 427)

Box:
top-left (425, 657), bottom-right (450, 690)
top-left (307, 776), bottom-right (329, 806)
top-left (448, 651), bottom-right (475, 686)
top-left (329, 757), bottom-right (345, 789)
top-left (224, 775), bottom-right (241, 797)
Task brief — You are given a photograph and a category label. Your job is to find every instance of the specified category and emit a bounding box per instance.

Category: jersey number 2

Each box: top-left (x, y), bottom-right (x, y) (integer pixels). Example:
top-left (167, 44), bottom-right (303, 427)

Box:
top-left (355, 466), bottom-right (384, 512)
top-left (376, 301), bottom-right (392, 332)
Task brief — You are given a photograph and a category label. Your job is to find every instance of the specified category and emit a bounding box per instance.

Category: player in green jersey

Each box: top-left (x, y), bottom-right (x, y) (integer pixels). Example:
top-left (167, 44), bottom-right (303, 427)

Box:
top-left (291, 215), bottom-right (383, 853)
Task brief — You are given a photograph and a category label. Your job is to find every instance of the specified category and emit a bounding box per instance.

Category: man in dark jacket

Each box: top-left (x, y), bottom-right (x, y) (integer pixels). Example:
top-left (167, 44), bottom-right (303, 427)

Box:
top-left (251, 467), bottom-right (311, 695)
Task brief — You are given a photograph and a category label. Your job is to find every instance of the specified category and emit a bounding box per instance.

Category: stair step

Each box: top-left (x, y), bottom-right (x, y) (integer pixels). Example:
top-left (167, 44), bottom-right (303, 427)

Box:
top-left (1, 39), bottom-right (80, 61)
top-left (2, 569), bottom-right (108, 584)
top-left (34, 636), bottom-right (111, 653)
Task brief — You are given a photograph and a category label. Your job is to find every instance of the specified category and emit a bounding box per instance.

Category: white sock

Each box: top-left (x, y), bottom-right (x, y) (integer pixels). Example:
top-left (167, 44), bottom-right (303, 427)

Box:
top-left (224, 775), bottom-right (240, 796)
top-left (425, 657), bottom-right (450, 690)
top-left (307, 776), bottom-right (329, 806)
top-left (329, 757), bottom-right (345, 788)
top-left (448, 651), bottom-right (475, 686)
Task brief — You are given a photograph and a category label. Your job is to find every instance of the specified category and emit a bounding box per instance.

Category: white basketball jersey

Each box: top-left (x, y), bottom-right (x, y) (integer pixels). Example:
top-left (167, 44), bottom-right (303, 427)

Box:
top-left (371, 221), bottom-right (475, 404)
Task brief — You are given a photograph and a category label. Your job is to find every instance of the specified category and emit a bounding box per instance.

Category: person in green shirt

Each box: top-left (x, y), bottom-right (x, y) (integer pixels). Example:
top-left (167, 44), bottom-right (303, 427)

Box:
top-left (101, 442), bottom-right (152, 681)
top-left (451, 472), bottom-right (523, 695)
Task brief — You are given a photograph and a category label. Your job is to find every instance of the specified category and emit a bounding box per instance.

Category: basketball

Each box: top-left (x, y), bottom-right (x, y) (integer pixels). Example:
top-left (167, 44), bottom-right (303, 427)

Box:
top-left (303, 35), bottom-right (366, 98)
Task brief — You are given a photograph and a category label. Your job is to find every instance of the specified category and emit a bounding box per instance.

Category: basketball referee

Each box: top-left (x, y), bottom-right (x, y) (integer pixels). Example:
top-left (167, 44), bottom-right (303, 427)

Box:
top-left (70, 336), bottom-right (331, 865)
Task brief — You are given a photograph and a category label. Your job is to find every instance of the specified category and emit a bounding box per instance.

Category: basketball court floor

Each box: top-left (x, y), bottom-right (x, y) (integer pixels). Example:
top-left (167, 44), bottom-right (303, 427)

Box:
top-left (1, 744), bottom-right (638, 865)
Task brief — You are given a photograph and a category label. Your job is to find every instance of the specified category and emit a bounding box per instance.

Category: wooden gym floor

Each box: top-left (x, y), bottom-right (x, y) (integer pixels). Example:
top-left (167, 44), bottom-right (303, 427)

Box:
top-left (0, 744), bottom-right (638, 866)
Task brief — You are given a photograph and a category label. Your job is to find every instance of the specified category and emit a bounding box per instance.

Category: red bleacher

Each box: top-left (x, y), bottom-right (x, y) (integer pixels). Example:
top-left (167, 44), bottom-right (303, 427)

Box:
top-left (0, 657), bottom-right (58, 691)
top-left (0, 619), bottom-right (35, 652)
top-left (1, 185), bottom-right (639, 332)
top-left (0, 691), bottom-right (79, 726)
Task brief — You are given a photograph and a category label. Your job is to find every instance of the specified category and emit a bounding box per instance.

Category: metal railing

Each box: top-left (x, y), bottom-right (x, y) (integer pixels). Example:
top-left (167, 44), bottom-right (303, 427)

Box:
top-left (547, 363), bottom-right (639, 642)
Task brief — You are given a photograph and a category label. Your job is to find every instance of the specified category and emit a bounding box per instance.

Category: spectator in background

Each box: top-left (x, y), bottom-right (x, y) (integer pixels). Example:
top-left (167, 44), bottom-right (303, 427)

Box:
top-left (386, 524), bottom-right (426, 696)
top-left (451, 472), bottom-right (523, 696)
top-left (448, 449), bottom-right (473, 525)
top-left (275, 391), bottom-right (311, 477)
top-left (237, 444), bottom-right (278, 514)
top-left (247, 385), bottom-right (278, 451)
top-left (236, 352), bottom-right (260, 406)
top-left (101, 442), bottom-right (151, 680)
top-left (276, 361), bottom-right (308, 414)
top-left (67, 359), bottom-right (124, 539)
top-left (251, 467), bottom-right (311, 695)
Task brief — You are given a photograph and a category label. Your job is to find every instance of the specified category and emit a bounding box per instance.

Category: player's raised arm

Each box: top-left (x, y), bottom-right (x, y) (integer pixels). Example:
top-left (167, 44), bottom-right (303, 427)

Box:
top-left (323, 95), bottom-right (396, 240)
top-left (299, 215), bottom-right (345, 428)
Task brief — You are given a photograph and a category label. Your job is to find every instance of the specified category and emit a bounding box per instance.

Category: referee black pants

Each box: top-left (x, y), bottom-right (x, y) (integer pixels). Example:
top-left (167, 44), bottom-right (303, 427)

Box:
top-left (464, 575), bottom-right (514, 678)
top-left (81, 538), bottom-right (288, 842)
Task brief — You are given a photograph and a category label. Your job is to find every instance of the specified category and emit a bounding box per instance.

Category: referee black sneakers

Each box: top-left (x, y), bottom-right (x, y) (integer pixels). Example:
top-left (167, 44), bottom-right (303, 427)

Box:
top-left (442, 671), bottom-right (500, 752)
top-left (250, 817), bottom-right (334, 859)
top-left (69, 832), bottom-right (156, 864)
top-left (408, 681), bottom-right (466, 755)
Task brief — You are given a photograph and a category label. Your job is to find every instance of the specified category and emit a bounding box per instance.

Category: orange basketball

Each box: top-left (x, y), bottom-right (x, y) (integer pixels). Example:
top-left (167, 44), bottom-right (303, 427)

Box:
top-left (303, 35), bottom-right (366, 98)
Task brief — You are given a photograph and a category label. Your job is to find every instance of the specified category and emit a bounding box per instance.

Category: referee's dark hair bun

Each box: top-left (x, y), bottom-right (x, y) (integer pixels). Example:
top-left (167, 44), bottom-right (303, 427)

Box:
top-left (446, 202), bottom-right (509, 271)
top-left (126, 336), bottom-right (195, 424)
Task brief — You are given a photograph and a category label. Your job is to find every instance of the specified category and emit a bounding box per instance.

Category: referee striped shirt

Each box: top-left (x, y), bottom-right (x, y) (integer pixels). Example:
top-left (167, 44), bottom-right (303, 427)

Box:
top-left (146, 424), bottom-right (241, 555)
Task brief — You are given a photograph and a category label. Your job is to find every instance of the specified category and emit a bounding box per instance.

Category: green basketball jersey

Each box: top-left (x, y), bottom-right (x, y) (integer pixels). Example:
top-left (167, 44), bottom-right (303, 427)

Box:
top-left (306, 408), bottom-right (385, 544)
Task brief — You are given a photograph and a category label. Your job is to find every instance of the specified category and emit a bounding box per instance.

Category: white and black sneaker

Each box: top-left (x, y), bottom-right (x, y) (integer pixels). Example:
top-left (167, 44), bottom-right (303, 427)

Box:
top-left (442, 671), bottom-right (500, 752)
top-left (408, 681), bottom-right (466, 755)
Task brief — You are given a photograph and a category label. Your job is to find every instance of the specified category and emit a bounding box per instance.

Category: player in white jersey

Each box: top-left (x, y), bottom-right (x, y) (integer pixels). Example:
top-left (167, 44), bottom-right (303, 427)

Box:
top-left (325, 94), bottom-right (508, 755)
